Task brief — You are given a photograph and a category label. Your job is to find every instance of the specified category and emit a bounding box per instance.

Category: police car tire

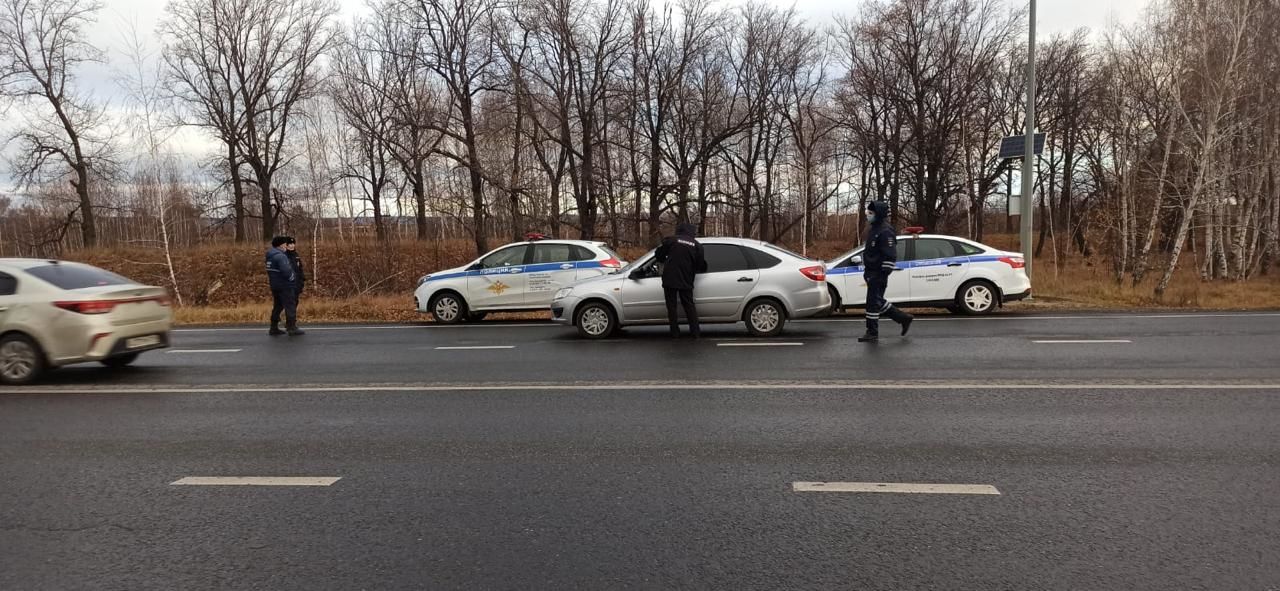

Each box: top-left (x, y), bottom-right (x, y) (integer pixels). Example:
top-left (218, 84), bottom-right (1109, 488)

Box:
top-left (744, 298), bottom-right (786, 337)
top-left (429, 292), bottom-right (468, 324)
top-left (575, 301), bottom-right (617, 339)
top-left (956, 280), bottom-right (998, 315)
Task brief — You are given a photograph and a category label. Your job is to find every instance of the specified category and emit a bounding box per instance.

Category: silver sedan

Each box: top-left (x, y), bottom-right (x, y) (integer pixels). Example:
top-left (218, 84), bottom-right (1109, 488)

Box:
top-left (551, 238), bottom-right (830, 338)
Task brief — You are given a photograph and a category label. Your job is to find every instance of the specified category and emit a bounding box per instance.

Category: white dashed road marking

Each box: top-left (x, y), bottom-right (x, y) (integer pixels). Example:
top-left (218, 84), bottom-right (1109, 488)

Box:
top-left (793, 482), bottom-right (1001, 495)
top-left (1033, 340), bottom-right (1132, 344)
top-left (716, 342), bottom-right (805, 347)
top-left (171, 476), bottom-right (341, 486)
top-left (166, 349), bottom-right (243, 354)
top-left (434, 345), bottom-right (516, 350)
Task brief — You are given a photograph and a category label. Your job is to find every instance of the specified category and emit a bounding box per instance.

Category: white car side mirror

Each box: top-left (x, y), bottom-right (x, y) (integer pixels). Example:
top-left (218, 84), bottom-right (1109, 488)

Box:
top-left (850, 255), bottom-right (863, 265)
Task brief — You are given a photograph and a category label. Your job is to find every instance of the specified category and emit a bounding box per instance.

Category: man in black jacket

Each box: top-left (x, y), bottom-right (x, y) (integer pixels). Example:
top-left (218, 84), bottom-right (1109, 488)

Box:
top-left (265, 236), bottom-right (304, 336)
top-left (284, 237), bottom-right (306, 298)
top-left (860, 201), bottom-right (913, 342)
top-left (655, 222), bottom-right (707, 338)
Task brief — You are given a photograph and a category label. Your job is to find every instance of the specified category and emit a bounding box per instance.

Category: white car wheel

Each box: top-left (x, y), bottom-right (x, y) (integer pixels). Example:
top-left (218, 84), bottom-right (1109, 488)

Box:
top-left (576, 302), bottom-right (616, 339)
top-left (0, 335), bottom-right (44, 385)
top-left (430, 293), bottom-right (466, 324)
top-left (958, 281), bottom-right (997, 315)
top-left (744, 299), bottom-right (786, 337)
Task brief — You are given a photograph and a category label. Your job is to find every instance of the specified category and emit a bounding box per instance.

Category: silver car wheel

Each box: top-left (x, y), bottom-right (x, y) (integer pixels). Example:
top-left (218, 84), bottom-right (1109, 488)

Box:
top-left (580, 306), bottom-right (611, 337)
top-left (1, 340), bottom-right (38, 381)
top-left (749, 303), bottom-right (781, 333)
top-left (434, 296), bottom-right (460, 322)
top-left (964, 284), bottom-right (994, 313)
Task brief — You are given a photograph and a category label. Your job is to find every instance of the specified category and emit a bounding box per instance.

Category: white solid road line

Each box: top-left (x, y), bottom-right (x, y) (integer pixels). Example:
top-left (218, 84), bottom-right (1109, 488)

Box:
top-left (435, 345), bottom-right (516, 350)
top-left (793, 482), bottom-right (1001, 495)
top-left (13, 382), bottom-right (1280, 394)
top-left (1033, 340), bottom-right (1132, 344)
top-left (166, 349), bottom-right (243, 354)
top-left (169, 312), bottom-right (1280, 333)
top-left (170, 476), bottom-right (341, 486)
top-left (810, 312), bottom-right (1280, 322)
top-left (716, 342), bottom-right (805, 347)
top-left (173, 324), bottom-right (548, 333)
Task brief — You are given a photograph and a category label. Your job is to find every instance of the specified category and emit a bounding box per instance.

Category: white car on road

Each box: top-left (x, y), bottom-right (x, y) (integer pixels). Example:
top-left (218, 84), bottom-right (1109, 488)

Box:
top-left (0, 259), bottom-right (173, 385)
top-left (551, 238), bottom-right (831, 338)
top-left (415, 239), bottom-right (625, 323)
top-left (826, 231), bottom-right (1031, 315)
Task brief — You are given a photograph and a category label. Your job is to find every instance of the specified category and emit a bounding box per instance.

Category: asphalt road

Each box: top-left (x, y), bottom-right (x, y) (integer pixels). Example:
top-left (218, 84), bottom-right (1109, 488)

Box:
top-left (2, 312), bottom-right (1280, 590)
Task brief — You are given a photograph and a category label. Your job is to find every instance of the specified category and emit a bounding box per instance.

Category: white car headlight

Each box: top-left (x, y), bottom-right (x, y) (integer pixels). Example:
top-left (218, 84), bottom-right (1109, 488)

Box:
top-left (417, 275), bottom-right (431, 286)
top-left (553, 287), bottom-right (573, 300)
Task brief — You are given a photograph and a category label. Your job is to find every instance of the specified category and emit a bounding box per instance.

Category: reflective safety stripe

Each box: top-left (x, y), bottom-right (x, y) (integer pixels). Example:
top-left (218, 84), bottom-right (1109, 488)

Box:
top-left (423, 259), bottom-right (611, 283)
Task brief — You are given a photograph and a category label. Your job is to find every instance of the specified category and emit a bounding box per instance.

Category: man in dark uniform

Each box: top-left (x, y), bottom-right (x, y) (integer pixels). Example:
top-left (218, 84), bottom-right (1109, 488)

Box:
top-left (655, 222), bottom-right (707, 338)
top-left (284, 237), bottom-right (306, 299)
top-left (265, 236), bottom-right (304, 336)
top-left (860, 201), bottom-right (913, 342)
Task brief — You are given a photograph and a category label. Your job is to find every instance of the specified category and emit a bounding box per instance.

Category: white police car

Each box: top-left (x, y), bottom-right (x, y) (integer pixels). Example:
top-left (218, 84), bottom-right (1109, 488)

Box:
top-left (826, 229), bottom-right (1031, 315)
top-left (415, 237), bottom-right (624, 323)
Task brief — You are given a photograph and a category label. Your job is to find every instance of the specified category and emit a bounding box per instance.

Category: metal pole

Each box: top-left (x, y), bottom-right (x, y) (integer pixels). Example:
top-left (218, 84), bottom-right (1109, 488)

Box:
top-left (1020, 0), bottom-right (1036, 281)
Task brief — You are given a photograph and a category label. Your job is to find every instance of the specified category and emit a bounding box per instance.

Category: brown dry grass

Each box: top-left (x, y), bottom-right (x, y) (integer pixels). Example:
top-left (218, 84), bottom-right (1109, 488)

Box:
top-left (62, 236), bottom-right (1280, 325)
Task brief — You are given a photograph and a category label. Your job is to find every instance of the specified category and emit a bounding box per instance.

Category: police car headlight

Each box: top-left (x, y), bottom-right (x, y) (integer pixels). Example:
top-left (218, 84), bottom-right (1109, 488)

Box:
top-left (417, 275), bottom-right (431, 286)
top-left (553, 287), bottom-right (573, 300)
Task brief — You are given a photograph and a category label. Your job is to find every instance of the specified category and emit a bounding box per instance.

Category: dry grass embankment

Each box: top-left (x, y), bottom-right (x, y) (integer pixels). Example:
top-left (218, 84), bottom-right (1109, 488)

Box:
top-left (71, 237), bottom-right (1280, 325)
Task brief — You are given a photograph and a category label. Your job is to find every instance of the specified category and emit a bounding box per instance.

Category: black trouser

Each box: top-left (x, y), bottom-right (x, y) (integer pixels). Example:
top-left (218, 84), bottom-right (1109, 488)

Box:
top-left (664, 288), bottom-right (699, 336)
top-left (271, 288), bottom-right (299, 328)
top-left (864, 274), bottom-right (909, 336)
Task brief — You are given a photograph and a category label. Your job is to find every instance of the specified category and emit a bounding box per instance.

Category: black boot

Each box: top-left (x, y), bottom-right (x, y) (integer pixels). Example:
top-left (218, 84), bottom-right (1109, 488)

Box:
top-left (286, 323), bottom-right (306, 336)
top-left (900, 314), bottom-right (914, 336)
top-left (858, 333), bottom-right (878, 343)
top-left (269, 323), bottom-right (285, 336)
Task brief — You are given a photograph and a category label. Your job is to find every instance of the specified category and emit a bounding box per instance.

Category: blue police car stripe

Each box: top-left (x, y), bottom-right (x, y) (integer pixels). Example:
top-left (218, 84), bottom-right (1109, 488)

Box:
top-left (423, 260), bottom-right (610, 283)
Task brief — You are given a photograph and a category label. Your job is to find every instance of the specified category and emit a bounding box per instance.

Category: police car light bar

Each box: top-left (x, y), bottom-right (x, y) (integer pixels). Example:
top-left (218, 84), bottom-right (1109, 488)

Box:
top-left (524, 232), bottom-right (548, 241)
top-left (903, 226), bottom-right (925, 235)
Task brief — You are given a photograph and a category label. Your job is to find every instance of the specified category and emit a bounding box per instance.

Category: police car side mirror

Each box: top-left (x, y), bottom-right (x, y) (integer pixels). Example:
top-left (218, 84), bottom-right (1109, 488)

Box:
top-left (850, 255), bottom-right (863, 265)
top-left (628, 269), bottom-right (644, 281)
top-left (468, 263), bottom-right (484, 271)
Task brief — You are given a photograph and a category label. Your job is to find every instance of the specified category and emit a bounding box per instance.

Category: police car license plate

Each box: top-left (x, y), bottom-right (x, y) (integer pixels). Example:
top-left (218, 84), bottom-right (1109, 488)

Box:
top-left (126, 335), bottom-right (161, 349)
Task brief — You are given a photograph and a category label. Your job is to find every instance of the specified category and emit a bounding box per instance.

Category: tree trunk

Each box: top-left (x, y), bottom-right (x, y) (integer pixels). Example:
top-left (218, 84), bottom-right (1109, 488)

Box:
top-left (229, 143), bottom-right (246, 243)
top-left (414, 160), bottom-right (428, 241)
top-left (73, 164), bottom-right (96, 249)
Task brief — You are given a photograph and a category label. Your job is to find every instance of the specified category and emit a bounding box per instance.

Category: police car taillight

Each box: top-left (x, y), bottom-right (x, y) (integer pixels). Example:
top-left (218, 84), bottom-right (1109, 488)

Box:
top-left (600, 257), bottom-right (622, 269)
top-left (999, 256), bottom-right (1025, 269)
top-left (799, 266), bottom-right (826, 282)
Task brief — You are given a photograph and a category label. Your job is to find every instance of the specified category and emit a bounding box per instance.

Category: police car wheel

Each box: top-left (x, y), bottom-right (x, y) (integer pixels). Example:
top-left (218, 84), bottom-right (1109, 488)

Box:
top-left (429, 292), bottom-right (467, 324)
top-left (744, 299), bottom-right (786, 337)
top-left (576, 302), bottom-right (616, 339)
top-left (957, 281), bottom-right (998, 315)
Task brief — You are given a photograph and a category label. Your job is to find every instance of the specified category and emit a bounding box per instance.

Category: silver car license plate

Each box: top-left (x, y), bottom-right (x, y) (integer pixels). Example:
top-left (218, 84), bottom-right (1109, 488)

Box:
top-left (126, 335), bottom-right (161, 349)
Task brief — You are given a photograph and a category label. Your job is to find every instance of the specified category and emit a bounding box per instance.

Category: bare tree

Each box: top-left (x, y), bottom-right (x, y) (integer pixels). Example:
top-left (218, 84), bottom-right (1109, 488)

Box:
top-left (411, 0), bottom-right (501, 255)
top-left (161, 0), bottom-right (251, 241)
top-left (0, 0), bottom-right (113, 248)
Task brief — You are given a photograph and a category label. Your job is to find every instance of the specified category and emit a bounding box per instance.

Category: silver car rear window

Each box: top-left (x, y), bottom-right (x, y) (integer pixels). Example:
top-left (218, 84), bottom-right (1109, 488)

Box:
top-left (26, 264), bottom-right (131, 290)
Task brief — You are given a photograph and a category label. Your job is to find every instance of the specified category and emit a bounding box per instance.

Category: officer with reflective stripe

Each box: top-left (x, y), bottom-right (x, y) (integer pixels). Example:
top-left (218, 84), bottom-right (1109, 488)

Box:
top-left (859, 201), bottom-right (913, 342)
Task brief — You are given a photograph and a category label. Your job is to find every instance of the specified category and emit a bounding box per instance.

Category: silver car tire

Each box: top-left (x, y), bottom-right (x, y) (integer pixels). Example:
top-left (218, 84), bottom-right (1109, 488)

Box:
top-left (0, 334), bottom-right (44, 386)
top-left (429, 292), bottom-right (467, 324)
top-left (744, 299), bottom-right (786, 337)
top-left (956, 280), bottom-right (998, 315)
top-left (576, 302), bottom-right (617, 339)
